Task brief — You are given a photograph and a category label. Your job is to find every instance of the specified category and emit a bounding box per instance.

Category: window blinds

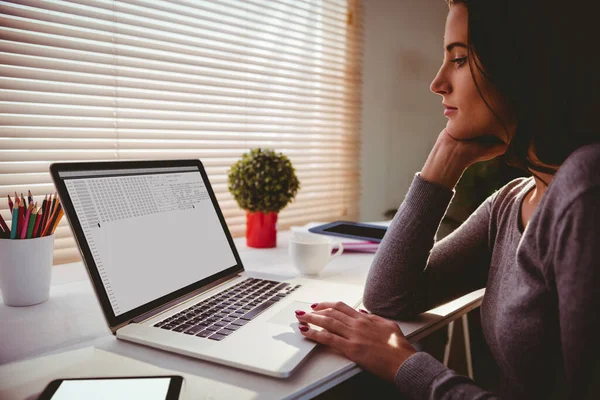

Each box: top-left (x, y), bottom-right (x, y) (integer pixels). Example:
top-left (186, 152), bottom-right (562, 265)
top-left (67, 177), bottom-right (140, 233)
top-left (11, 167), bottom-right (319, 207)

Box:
top-left (0, 0), bottom-right (364, 265)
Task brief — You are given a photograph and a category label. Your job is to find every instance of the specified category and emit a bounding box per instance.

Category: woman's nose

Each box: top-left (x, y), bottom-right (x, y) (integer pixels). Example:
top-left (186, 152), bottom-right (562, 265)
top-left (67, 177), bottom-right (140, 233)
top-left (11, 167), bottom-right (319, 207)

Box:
top-left (430, 67), bottom-right (451, 95)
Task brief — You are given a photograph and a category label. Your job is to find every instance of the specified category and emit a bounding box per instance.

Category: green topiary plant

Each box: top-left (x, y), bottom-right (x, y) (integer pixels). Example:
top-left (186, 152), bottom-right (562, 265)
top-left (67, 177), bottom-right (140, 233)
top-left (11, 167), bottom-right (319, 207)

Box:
top-left (227, 148), bottom-right (300, 213)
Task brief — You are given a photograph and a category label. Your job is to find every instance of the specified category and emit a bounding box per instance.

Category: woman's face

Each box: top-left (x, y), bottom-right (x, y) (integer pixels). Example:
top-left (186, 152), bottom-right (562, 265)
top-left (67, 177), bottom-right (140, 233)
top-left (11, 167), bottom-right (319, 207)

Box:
top-left (430, 4), bottom-right (515, 143)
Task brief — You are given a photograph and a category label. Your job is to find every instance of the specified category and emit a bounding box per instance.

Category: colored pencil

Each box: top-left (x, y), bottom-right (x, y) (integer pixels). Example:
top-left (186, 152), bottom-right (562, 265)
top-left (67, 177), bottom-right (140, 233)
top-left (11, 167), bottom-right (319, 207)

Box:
top-left (10, 204), bottom-right (19, 239)
top-left (0, 212), bottom-right (8, 233)
top-left (36, 200), bottom-right (45, 237)
top-left (26, 207), bottom-right (38, 239)
top-left (43, 203), bottom-right (62, 237)
top-left (43, 194), bottom-right (52, 233)
top-left (42, 207), bottom-right (54, 237)
top-left (42, 202), bottom-right (58, 237)
top-left (51, 195), bottom-right (60, 220)
top-left (38, 206), bottom-right (47, 237)
top-left (20, 203), bottom-right (33, 239)
top-left (33, 208), bottom-right (43, 238)
top-left (38, 195), bottom-right (47, 234)
top-left (50, 192), bottom-right (57, 217)
top-left (49, 208), bottom-right (64, 235)
top-left (16, 200), bottom-right (24, 236)
top-left (3, 190), bottom-right (66, 239)
top-left (48, 192), bottom-right (54, 214)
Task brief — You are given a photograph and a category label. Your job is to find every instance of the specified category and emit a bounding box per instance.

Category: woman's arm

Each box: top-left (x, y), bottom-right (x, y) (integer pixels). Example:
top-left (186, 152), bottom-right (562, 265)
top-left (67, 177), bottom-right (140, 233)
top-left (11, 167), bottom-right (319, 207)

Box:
top-left (363, 174), bottom-right (494, 319)
top-left (363, 130), bottom-right (506, 319)
top-left (551, 187), bottom-right (600, 399)
top-left (295, 130), bottom-right (510, 398)
top-left (295, 301), bottom-right (499, 399)
top-left (396, 352), bottom-right (497, 399)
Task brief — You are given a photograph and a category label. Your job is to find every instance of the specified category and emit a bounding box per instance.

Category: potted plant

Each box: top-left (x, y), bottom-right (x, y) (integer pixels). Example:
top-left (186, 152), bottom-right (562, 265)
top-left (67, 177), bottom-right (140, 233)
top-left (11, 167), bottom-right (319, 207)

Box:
top-left (228, 148), bottom-right (300, 248)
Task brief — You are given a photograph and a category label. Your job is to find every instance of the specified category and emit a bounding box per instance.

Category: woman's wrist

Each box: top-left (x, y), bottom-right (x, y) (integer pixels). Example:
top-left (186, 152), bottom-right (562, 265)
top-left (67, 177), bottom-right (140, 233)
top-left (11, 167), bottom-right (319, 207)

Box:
top-left (389, 345), bottom-right (418, 382)
top-left (420, 137), bottom-right (470, 190)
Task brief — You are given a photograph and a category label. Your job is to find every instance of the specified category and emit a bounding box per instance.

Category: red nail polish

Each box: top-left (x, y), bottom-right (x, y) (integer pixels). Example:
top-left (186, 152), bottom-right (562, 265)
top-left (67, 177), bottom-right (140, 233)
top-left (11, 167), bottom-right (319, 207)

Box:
top-left (299, 326), bottom-right (309, 332)
top-left (359, 309), bottom-right (369, 314)
top-left (295, 310), bottom-right (305, 316)
top-left (311, 303), bottom-right (318, 309)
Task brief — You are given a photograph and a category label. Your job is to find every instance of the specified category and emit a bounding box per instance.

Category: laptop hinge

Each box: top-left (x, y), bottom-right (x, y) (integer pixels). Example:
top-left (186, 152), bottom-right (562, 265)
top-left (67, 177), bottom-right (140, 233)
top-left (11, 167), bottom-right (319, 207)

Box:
top-left (131, 271), bottom-right (242, 324)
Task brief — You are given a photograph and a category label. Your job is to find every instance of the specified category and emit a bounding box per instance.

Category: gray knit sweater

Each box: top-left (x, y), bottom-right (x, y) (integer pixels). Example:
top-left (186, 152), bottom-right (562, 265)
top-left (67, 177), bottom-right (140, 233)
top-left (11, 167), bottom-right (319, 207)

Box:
top-left (363, 144), bottom-right (600, 399)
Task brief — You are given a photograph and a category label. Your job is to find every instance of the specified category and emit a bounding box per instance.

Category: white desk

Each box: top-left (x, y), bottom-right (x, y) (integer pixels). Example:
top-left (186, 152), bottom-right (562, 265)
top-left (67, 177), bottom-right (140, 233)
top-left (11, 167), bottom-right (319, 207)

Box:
top-left (0, 230), bottom-right (484, 399)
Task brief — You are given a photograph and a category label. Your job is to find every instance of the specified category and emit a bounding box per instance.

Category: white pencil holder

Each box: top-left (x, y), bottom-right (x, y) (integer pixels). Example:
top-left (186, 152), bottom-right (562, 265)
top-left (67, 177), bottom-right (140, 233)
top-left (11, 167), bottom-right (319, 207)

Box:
top-left (0, 235), bottom-right (54, 307)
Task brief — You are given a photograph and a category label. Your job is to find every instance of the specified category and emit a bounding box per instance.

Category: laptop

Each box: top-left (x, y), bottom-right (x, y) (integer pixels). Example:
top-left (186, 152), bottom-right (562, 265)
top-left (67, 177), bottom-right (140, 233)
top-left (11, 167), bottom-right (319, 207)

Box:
top-left (50, 160), bottom-right (363, 378)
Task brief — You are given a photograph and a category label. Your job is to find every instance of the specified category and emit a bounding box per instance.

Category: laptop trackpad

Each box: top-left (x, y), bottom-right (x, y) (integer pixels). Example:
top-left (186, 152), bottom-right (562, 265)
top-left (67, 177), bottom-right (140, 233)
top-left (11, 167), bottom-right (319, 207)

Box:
top-left (267, 301), bottom-right (314, 328)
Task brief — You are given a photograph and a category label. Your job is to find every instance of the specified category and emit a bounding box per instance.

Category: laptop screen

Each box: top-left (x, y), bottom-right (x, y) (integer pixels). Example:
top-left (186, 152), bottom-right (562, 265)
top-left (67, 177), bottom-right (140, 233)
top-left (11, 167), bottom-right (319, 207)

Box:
top-left (57, 165), bottom-right (238, 317)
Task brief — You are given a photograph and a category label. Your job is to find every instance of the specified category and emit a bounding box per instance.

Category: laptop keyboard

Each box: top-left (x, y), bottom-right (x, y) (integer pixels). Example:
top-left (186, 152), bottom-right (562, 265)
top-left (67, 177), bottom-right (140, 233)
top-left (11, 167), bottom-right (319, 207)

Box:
top-left (153, 278), bottom-right (301, 341)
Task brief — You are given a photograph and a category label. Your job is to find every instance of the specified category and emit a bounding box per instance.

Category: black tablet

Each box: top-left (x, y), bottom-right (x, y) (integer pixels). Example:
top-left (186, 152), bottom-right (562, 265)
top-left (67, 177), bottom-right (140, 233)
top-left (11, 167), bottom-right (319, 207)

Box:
top-left (308, 221), bottom-right (387, 242)
top-left (38, 375), bottom-right (184, 400)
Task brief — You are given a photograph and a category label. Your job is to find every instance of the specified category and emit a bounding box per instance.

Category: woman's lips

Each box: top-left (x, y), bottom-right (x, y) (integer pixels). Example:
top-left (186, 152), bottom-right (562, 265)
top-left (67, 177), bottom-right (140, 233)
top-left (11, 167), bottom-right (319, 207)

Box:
top-left (444, 107), bottom-right (457, 116)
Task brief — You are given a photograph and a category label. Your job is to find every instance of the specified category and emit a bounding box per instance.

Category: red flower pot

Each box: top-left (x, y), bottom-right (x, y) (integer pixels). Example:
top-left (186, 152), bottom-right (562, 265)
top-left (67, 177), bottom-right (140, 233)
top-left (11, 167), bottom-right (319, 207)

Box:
top-left (246, 210), bottom-right (278, 248)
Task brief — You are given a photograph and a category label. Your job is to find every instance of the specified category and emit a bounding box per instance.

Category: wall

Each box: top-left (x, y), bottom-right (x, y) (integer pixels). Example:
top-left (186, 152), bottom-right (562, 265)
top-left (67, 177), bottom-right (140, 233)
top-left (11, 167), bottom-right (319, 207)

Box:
top-left (359, 0), bottom-right (449, 221)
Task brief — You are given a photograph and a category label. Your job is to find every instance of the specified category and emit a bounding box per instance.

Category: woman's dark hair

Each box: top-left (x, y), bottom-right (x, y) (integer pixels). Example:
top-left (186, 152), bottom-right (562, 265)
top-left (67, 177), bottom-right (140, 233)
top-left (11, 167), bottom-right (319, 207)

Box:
top-left (447, 0), bottom-right (600, 174)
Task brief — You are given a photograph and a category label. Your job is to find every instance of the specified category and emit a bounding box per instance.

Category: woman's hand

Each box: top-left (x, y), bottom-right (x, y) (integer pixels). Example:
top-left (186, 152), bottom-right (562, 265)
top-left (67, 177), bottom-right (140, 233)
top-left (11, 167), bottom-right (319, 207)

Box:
top-left (420, 128), bottom-right (509, 189)
top-left (295, 302), bottom-right (417, 382)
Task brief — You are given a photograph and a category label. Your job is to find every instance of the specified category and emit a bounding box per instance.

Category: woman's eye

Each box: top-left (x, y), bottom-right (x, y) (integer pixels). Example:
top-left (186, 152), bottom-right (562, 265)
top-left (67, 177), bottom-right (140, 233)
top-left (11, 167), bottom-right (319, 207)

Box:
top-left (451, 57), bottom-right (467, 67)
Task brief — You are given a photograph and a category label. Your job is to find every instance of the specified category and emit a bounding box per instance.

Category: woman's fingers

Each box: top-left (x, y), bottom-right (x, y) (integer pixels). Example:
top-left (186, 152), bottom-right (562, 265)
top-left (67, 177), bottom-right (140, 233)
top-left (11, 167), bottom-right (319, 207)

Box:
top-left (311, 307), bottom-right (356, 327)
top-left (440, 128), bottom-right (508, 166)
top-left (359, 310), bottom-right (390, 324)
top-left (311, 301), bottom-right (361, 318)
top-left (298, 325), bottom-right (349, 351)
top-left (296, 310), bottom-right (351, 338)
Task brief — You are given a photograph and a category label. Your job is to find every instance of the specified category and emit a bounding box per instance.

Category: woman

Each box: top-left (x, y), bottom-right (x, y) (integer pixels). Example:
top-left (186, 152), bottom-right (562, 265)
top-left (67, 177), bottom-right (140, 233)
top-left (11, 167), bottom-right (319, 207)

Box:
top-left (294, 1), bottom-right (600, 398)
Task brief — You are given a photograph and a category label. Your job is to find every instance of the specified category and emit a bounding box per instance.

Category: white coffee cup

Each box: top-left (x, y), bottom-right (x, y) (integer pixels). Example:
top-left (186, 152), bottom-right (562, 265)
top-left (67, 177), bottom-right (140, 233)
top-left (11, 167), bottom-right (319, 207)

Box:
top-left (288, 234), bottom-right (343, 276)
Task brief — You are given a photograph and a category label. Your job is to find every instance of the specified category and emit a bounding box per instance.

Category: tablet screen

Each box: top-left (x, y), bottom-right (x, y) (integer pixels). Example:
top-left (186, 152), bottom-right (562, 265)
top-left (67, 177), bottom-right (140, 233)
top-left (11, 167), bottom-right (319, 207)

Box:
top-left (323, 223), bottom-right (386, 240)
top-left (47, 377), bottom-right (172, 400)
